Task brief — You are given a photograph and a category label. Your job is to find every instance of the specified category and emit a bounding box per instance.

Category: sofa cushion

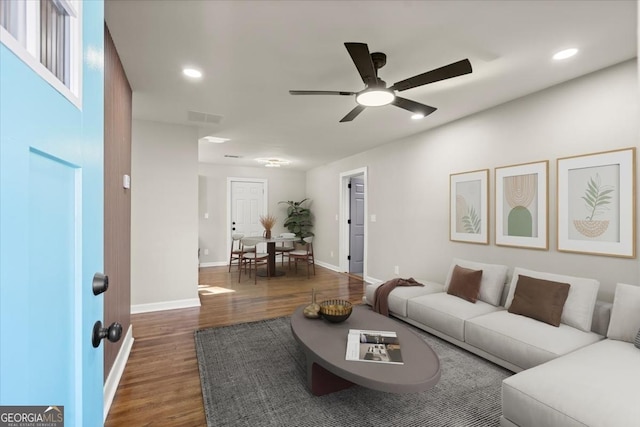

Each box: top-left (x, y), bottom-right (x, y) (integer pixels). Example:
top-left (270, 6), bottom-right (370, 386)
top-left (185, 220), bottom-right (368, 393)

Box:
top-left (465, 310), bottom-right (602, 370)
top-left (635, 329), bottom-right (640, 349)
top-left (446, 265), bottom-right (482, 303)
top-left (505, 267), bottom-right (599, 332)
top-left (607, 283), bottom-right (640, 342)
top-left (363, 280), bottom-right (443, 317)
top-left (502, 339), bottom-right (640, 427)
top-left (407, 293), bottom-right (502, 342)
top-left (444, 258), bottom-right (508, 306)
top-left (507, 275), bottom-right (570, 327)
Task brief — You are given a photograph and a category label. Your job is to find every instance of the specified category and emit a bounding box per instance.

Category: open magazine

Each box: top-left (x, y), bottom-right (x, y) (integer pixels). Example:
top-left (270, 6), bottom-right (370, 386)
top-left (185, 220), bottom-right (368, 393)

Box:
top-left (345, 329), bottom-right (404, 364)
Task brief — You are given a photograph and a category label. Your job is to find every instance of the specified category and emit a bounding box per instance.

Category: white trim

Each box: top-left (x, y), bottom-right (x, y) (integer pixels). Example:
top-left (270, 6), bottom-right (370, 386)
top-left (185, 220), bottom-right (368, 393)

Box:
top-left (131, 298), bottom-right (201, 314)
top-left (199, 261), bottom-right (228, 268)
top-left (313, 259), bottom-right (341, 272)
top-left (364, 275), bottom-right (383, 286)
top-left (339, 167), bottom-right (368, 276)
top-left (0, 1), bottom-right (82, 109)
top-left (226, 177), bottom-right (268, 256)
top-left (103, 325), bottom-right (134, 423)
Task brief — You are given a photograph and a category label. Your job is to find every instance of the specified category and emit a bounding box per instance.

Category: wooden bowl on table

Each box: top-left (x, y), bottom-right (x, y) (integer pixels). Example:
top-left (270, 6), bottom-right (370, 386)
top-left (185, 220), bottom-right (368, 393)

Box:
top-left (319, 299), bottom-right (353, 323)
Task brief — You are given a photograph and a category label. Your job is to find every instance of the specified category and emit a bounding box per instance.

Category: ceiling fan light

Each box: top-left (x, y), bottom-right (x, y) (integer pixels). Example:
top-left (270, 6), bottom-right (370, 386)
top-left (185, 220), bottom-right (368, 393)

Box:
top-left (356, 89), bottom-right (395, 107)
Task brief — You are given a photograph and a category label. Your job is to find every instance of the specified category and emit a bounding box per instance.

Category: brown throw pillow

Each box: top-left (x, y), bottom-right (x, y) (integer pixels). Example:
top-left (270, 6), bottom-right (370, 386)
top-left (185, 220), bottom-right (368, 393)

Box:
top-left (508, 275), bottom-right (570, 327)
top-left (446, 265), bottom-right (483, 303)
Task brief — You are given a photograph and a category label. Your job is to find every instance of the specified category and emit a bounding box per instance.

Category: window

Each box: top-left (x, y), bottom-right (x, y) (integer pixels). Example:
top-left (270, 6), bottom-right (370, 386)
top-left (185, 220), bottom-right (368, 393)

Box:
top-left (0, 0), bottom-right (26, 43)
top-left (40, 0), bottom-right (70, 86)
top-left (0, 0), bottom-right (81, 107)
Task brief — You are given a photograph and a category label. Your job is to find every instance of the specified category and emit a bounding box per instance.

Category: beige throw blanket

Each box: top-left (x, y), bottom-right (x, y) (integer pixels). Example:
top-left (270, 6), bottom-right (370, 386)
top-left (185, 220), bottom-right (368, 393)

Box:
top-left (373, 277), bottom-right (423, 317)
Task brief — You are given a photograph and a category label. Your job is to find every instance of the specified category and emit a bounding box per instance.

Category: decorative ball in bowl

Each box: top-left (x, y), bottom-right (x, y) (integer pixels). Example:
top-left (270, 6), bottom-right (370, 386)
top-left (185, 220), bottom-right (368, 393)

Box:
top-left (319, 299), bottom-right (353, 323)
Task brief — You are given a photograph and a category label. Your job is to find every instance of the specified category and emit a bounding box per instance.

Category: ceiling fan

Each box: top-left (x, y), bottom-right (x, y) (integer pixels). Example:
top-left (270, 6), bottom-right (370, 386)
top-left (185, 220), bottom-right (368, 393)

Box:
top-left (289, 42), bottom-right (472, 122)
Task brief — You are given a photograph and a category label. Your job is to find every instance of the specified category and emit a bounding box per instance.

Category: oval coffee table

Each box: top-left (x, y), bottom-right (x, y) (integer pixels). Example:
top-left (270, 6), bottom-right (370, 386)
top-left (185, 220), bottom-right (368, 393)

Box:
top-left (291, 304), bottom-right (441, 396)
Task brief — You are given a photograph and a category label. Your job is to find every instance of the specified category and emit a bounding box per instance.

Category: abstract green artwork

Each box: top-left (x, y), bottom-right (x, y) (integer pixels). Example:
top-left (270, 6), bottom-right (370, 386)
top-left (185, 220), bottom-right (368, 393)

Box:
top-left (495, 161), bottom-right (548, 250)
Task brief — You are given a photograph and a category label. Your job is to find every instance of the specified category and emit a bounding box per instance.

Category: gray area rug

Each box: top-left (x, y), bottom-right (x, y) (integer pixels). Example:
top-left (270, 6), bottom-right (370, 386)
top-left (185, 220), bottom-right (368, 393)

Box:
top-left (195, 315), bottom-right (511, 427)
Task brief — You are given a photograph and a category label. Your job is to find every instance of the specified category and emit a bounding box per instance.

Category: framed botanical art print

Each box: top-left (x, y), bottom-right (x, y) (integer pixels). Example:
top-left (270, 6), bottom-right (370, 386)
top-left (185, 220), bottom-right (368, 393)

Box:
top-left (557, 147), bottom-right (636, 258)
top-left (495, 161), bottom-right (548, 250)
top-left (450, 169), bottom-right (489, 244)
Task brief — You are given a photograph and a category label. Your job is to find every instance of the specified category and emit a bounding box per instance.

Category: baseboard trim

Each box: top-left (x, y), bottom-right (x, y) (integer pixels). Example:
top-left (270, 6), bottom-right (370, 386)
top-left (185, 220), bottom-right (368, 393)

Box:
top-left (314, 260), bottom-right (341, 272)
top-left (199, 261), bottom-right (227, 268)
top-left (131, 298), bottom-right (201, 314)
top-left (364, 276), bottom-right (383, 285)
top-left (103, 325), bottom-right (134, 423)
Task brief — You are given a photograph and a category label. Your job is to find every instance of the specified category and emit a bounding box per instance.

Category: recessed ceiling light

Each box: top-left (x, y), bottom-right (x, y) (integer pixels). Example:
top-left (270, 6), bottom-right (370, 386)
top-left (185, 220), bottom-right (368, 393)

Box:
top-left (553, 48), bottom-right (578, 61)
top-left (183, 68), bottom-right (202, 78)
top-left (411, 113), bottom-right (425, 120)
top-left (256, 157), bottom-right (291, 167)
top-left (199, 136), bottom-right (230, 144)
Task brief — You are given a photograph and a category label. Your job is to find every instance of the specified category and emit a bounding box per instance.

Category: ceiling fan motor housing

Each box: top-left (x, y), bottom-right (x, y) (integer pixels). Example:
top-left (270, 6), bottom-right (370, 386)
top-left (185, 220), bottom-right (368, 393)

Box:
top-left (370, 52), bottom-right (387, 71)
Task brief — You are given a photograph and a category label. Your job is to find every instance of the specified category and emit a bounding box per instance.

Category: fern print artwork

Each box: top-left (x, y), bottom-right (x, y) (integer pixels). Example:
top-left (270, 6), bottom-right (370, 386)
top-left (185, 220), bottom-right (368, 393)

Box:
top-left (462, 205), bottom-right (481, 234)
top-left (568, 164), bottom-right (620, 243)
top-left (455, 179), bottom-right (482, 235)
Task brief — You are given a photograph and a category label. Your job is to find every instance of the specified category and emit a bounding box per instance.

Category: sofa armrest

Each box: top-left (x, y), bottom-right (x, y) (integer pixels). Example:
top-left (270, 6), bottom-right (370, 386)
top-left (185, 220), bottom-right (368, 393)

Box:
top-left (591, 300), bottom-right (612, 336)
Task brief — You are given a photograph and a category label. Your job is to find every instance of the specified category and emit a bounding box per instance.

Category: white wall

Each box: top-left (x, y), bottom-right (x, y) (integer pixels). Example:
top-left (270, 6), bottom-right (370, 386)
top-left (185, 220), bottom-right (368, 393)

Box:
top-left (307, 60), bottom-right (639, 301)
top-left (198, 164), bottom-right (307, 264)
top-left (131, 120), bottom-right (199, 308)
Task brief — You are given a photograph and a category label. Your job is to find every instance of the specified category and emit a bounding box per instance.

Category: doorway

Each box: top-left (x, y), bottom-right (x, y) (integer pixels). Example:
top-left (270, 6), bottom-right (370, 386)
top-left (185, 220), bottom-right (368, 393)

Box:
top-left (339, 167), bottom-right (368, 278)
top-left (227, 178), bottom-right (268, 253)
top-left (349, 177), bottom-right (365, 275)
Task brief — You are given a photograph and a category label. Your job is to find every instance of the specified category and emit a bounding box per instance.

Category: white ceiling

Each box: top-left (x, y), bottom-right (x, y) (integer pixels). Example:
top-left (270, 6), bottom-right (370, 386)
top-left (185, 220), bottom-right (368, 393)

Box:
top-left (105, 0), bottom-right (637, 171)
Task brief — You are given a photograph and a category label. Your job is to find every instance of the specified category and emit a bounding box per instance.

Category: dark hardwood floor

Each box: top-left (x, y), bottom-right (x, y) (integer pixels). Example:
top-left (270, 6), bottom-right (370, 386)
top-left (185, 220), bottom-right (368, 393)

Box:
top-left (104, 264), bottom-right (365, 426)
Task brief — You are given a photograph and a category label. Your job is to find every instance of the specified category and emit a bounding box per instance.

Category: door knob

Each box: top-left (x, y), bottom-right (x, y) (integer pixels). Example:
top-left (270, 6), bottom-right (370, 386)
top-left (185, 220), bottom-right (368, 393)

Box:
top-left (92, 321), bottom-right (122, 348)
top-left (92, 273), bottom-right (109, 295)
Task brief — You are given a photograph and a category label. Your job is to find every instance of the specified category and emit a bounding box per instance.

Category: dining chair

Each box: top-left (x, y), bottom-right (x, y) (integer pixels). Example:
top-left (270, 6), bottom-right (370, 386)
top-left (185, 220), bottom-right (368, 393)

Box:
top-left (239, 238), bottom-right (269, 284)
top-left (228, 233), bottom-right (245, 272)
top-left (275, 232), bottom-right (296, 267)
top-left (288, 236), bottom-right (315, 279)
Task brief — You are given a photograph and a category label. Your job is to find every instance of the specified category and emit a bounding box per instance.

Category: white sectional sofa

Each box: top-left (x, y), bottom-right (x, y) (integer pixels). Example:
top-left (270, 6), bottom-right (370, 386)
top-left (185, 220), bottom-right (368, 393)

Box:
top-left (364, 259), bottom-right (640, 427)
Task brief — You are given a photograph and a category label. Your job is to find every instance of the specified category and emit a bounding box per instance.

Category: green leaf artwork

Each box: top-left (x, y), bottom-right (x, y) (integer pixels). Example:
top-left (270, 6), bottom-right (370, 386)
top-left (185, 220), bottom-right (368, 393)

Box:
top-left (462, 205), bottom-right (481, 234)
top-left (580, 174), bottom-right (614, 220)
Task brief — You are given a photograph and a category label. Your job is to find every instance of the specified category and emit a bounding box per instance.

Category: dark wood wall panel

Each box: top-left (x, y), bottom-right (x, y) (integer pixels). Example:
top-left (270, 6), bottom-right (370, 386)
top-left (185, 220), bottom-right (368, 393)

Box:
top-left (104, 23), bottom-right (132, 381)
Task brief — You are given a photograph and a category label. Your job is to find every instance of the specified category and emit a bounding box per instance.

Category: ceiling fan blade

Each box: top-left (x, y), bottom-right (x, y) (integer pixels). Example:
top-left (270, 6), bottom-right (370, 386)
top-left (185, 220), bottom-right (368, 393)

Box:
top-left (289, 90), bottom-right (355, 96)
top-left (392, 97), bottom-right (437, 117)
top-left (339, 105), bottom-right (366, 123)
top-left (344, 42), bottom-right (377, 85)
top-left (390, 59), bottom-right (472, 92)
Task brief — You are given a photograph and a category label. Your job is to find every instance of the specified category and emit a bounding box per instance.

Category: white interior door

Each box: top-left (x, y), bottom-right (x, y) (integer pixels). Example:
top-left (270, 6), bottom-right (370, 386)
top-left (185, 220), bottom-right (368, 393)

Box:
top-left (349, 177), bottom-right (365, 274)
top-left (229, 179), bottom-right (267, 250)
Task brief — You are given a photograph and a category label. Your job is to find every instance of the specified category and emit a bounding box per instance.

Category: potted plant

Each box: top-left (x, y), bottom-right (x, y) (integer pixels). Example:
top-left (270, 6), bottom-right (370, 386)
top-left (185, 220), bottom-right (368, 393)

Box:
top-left (259, 214), bottom-right (277, 239)
top-left (279, 198), bottom-right (314, 242)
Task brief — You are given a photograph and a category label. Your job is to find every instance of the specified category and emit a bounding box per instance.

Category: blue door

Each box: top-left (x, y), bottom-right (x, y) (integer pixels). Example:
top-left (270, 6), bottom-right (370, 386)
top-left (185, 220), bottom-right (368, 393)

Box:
top-left (0, 2), bottom-right (104, 426)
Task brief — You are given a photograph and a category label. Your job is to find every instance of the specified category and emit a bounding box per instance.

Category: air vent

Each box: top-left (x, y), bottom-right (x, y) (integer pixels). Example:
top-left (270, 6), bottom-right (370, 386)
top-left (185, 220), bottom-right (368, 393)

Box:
top-left (224, 154), bottom-right (242, 159)
top-left (187, 110), bottom-right (224, 124)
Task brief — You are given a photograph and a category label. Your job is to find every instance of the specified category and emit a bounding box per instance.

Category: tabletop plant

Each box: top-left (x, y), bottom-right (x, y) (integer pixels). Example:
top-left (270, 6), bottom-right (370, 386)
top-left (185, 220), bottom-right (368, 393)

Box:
top-left (259, 214), bottom-right (277, 239)
top-left (279, 198), bottom-right (314, 241)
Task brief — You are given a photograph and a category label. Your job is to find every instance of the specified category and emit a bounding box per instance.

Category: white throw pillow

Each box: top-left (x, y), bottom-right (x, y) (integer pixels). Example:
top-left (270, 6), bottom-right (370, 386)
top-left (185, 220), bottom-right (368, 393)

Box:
top-left (607, 283), bottom-right (640, 342)
top-left (505, 267), bottom-right (599, 332)
top-left (444, 258), bottom-right (508, 306)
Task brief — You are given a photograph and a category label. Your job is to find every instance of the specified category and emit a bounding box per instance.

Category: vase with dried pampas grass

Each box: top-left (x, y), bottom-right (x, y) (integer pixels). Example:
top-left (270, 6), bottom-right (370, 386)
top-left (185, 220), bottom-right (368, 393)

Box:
top-left (259, 214), bottom-right (277, 239)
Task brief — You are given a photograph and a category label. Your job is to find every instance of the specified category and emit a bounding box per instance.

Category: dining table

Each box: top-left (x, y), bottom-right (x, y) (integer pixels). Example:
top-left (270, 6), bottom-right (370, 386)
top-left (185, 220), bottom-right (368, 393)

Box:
top-left (242, 235), bottom-right (296, 277)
